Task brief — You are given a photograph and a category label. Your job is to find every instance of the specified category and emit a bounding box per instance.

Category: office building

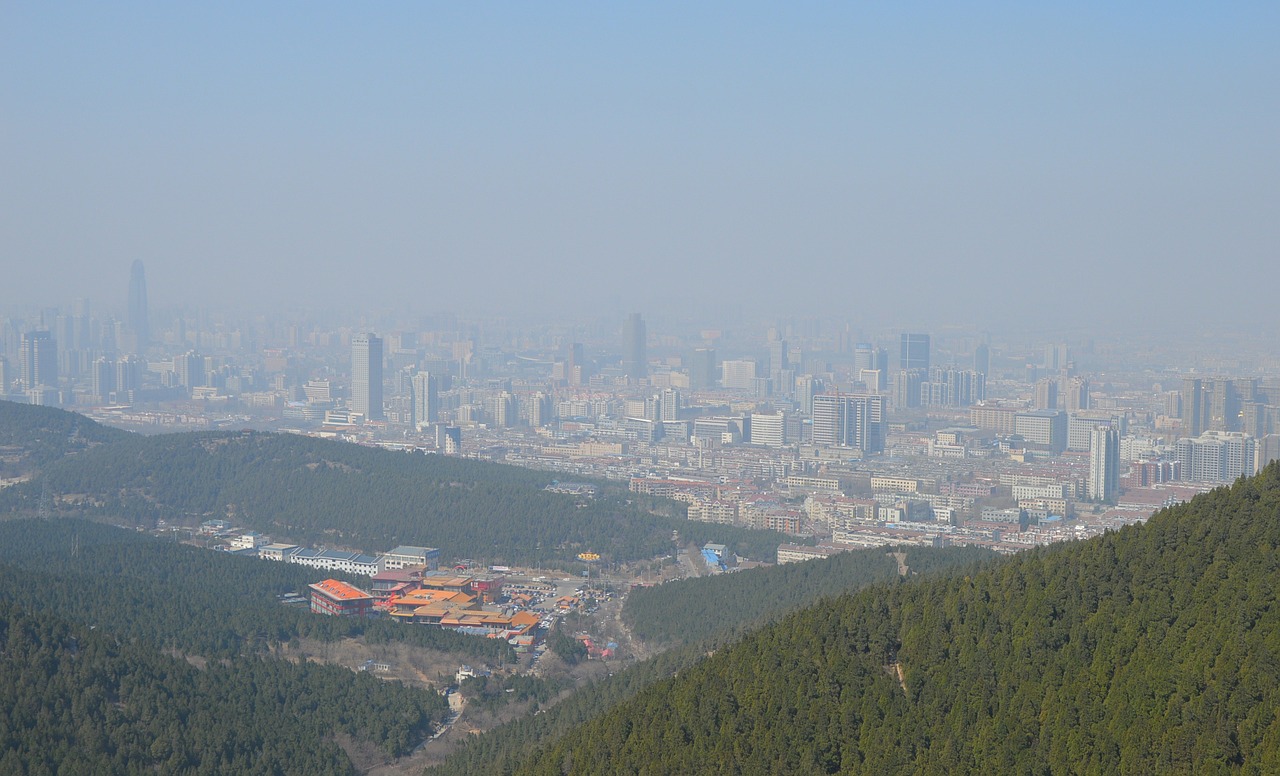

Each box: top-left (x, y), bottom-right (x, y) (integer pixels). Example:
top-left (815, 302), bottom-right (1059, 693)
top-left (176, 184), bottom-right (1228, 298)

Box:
top-left (173, 351), bottom-right (202, 389)
top-left (690, 348), bottom-right (717, 389)
top-left (91, 356), bottom-right (115, 403)
top-left (1014, 410), bottom-right (1068, 454)
top-left (351, 333), bottom-right (384, 420)
top-left (411, 371), bottom-right (439, 429)
top-left (811, 393), bottom-right (884, 453)
top-left (1043, 343), bottom-right (1069, 372)
top-left (115, 355), bottom-right (142, 399)
top-left (623, 313), bottom-right (647, 378)
top-left (749, 411), bottom-right (786, 447)
top-left (795, 374), bottom-right (822, 416)
top-left (565, 342), bottom-right (585, 385)
top-left (973, 343), bottom-right (990, 376)
top-left (126, 260), bottom-right (150, 350)
top-left (20, 330), bottom-right (57, 390)
top-left (1088, 425), bottom-right (1120, 502)
top-left (721, 359), bottom-right (758, 391)
top-left (1182, 377), bottom-right (1245, 435)
top-left (1034, 378), bottom-right (1059, 410)
top-left (899, 333), bottom-right (930, 372)
top-left (893, 369), bottom-right (925, 409)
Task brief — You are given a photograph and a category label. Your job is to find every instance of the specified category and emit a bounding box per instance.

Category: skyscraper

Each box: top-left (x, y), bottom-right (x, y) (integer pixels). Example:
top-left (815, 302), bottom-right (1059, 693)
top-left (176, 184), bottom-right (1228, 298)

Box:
top-left (899, 333), bottom-right (930, 372)
top-left (20, 330), bottom-right (57, 390)
top-left (623, 313), bottom-right (647, 378)
top-left (127, 260), bottom-right (149, 350)
top-left (1088, 425), bottom-right (1120, 502)
top-left (973, 343), bottom-right (990, 376)
top-left (351, 333), bottom-right (384, 420)
top-left (411, 371), bottom-right (438, 429)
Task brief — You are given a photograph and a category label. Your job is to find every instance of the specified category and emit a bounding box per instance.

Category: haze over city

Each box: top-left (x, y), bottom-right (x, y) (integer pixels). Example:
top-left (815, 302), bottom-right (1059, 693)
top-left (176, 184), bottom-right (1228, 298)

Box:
top-left (4, 3), bottom-right (1278, 331)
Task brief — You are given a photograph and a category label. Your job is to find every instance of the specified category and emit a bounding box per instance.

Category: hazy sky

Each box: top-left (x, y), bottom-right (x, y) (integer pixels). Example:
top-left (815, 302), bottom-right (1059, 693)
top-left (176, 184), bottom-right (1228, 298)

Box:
top-left (3, 3), bottom-right (1277, 331)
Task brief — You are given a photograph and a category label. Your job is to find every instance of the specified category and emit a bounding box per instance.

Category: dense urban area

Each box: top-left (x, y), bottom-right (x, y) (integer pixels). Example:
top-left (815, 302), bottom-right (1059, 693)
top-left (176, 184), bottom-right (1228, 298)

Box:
top-left (6, 263), bottom-right (1279, 563)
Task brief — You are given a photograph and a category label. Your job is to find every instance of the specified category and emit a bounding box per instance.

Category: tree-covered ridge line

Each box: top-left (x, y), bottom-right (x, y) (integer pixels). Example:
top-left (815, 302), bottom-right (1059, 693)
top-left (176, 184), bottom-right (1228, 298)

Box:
top-left (0, 401), bottom-right (789, 563)
top-left (0, 399), bottom-right (128, 471)
top-left (432, 545), bottom-right (996, 774)
top-left (508, 464), bottom-right (1280, 774)
top-left (0, 599), bottom-right (449, 775)
top-left (623, 544), bottom-right (996, 647)
top-left (0, 518), bottom-right (513, 662)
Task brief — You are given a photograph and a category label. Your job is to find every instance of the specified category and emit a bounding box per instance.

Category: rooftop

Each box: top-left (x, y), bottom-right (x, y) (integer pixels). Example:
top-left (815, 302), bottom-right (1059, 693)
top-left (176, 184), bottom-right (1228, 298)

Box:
top-left (309, 578), bottom-right (373, 601)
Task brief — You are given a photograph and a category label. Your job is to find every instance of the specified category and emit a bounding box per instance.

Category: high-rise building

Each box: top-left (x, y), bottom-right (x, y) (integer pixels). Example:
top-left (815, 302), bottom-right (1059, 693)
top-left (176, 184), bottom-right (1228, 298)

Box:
top-left (126, 260), bottom-right (149, 350)
top-left (659, 388), bottom-right (681, 421)
top-left (565, 342), bottom-right (585, 386)
top-left (690, 348), bottom-right (717, 389)
top-left (623, 313), bottom-right (647, 378)
top-left (0, 356), bottom-right (9, 394)
top-left (1088, 425), bottom-right (1120, 502)
top-left (1181, 377), bottom-right (1244, 435)
top-left (794, 374), bottom-right (822, 416)
top-left (973, 343), bottom-right (990, 376)
top-left (1043, 343), bottom-right (1069, 372)
top-left (173, 351), bottom-right (202, 389)
top-left (1064, 377), bottom-right (1091, 412)
top-left (351, 333), bottom-right (384, 420)
top-left (20, 330), bottom-right (57, 390)
top-left (115, 355), bottom-right (142, 399)
top-left (91, 356), bottom-right (116, 403)
top-left (721, 359), bottom-right (758, 391)
top-left (1176, 431), bottom-right (1256, 483)
top-left (893, 369), bottom-right (925, 409)
top-left (1034, 378), bottom-right (1059, 410)
top-left (411, 371), bottom-right (438, 429)
top-left (899, 333), bottom-right (930, 373)
top-left (811, 393), bottom-right (884, 453)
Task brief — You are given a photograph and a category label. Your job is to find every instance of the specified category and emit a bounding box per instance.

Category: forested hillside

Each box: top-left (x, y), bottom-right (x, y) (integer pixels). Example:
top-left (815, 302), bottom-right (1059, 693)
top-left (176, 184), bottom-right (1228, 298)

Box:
top-left (433, 545), bottom-right (994, 774)
top-left (0, 518), bottom-right (512, 662)
top-left (0, 402), bottom-right (788, 563)
top-left (0, 600), bottom-right (448, 775)
top-left (512, 465), bottom-right (1280, 774)
top-left (623, 545), bottom-right (994, 647)
top-left (0, 399), bottom-right (127, 473)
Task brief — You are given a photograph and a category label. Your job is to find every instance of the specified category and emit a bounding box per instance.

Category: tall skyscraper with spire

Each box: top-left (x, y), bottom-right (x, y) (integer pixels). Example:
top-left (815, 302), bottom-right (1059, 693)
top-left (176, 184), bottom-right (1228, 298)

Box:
top-left (126, 261), bottom-right (149, 350)
top-left (351, 333), bottom-right (384, 420)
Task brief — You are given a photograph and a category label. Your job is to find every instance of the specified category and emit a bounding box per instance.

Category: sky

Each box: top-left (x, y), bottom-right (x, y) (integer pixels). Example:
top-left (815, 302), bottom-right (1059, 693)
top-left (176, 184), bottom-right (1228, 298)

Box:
top-left (2, 3), bottom-right (1278, 332)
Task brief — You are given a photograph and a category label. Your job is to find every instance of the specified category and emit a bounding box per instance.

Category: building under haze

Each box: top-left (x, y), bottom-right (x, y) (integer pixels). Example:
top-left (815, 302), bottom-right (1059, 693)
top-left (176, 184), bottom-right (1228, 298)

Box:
top-left (623, 313), bottom-right (647, 379)
top-left (411, 371), bottom-right (438, 429)
top-left (351, 333), bottom-right (384, 420)
top-left (20, 330), bottom-right (57, 391)
top-left (126, 260), bottom-right (149, 351)
top-left (899, 333), bottom-right (930, 373)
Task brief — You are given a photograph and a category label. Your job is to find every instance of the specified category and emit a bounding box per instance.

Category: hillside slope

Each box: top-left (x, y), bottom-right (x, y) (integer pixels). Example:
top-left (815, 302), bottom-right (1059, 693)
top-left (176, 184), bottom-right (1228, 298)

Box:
top-left (0, 402), bottom-right (786, 563)
top-left (519, 464), bottom-right (1280, 774)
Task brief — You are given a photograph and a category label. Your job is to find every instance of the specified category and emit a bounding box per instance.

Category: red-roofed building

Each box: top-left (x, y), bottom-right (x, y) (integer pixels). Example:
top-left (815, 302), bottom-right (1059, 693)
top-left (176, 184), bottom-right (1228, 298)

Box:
top-left (309, 579), bottom-right (376, 618)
